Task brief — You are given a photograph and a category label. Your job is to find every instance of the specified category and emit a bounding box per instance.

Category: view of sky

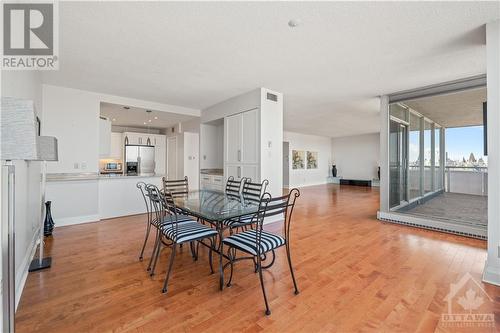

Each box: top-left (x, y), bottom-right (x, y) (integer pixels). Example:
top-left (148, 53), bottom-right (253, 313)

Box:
top-left (446, 126), bottom-right (486, 161)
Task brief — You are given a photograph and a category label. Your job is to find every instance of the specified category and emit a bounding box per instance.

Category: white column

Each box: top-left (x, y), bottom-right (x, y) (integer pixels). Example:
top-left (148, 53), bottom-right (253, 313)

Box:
top-left (379, 96), bottom-right (390, 213)
top-left (483, 20), bottom-right (500, 286)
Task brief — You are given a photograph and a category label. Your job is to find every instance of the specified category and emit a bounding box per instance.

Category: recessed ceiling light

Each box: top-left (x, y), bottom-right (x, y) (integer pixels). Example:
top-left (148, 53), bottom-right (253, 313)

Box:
top-left (154, 116), bottom-right (158, 120)
top-left (112, 118), bottom-right (116, 121)
top-left (148, 119), bottom-right (152, 123)
top-left (288, 19), bottom-right (301, 28)
top-left (143, 122), bottom-right (146, 125)
top-left (123, 106), bottom-right (130, 110)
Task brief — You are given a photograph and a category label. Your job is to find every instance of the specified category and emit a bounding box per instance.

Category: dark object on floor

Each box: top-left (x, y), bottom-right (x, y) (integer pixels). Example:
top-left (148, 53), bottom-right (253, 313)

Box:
top-left (44, 201), bottom-right (54, 236)
top-left (29, 257), bottom-right (52, 272)
top-left (332, 165), bottom-right (337, 177)
top-left (340, 179), bottom-right (371, 187)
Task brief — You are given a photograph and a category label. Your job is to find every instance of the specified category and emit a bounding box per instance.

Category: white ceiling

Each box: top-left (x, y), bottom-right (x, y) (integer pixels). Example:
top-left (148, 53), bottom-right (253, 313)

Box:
top-left (100, 102), bottom-right (195, 130)
top-left (42, 2), bottom-right (499, 137)
top-left (404, 87), bottom-right (486, 128)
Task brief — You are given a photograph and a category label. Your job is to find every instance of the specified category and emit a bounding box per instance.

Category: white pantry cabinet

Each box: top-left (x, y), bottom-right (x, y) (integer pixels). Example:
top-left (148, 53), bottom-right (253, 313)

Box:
top-left (99, 118), bottom-right (112, 157)
top-left (224, 108), bottom-right (259, 182)
top-left (109, 132), bottom-right (123, 160)
top-left (154, 135), bottom-right (166, 175)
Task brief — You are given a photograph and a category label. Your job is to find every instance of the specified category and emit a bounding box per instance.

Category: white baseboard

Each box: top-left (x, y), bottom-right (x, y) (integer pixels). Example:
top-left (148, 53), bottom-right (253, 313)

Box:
top-left (15, 228), bottom-right (40, 310)
top-left (54, 214), bottom-right (101, 227)
top-left (290, 180), bottom-right (327, 188)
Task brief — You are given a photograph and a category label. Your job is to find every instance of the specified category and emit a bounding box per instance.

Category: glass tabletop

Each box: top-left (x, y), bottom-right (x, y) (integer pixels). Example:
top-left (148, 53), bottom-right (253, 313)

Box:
top-left (174, 190), bottom-right (259, 222)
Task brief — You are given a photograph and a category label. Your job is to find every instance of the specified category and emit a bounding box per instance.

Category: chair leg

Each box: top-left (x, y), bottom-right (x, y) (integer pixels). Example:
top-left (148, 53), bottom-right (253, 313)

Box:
top-left (218, 228), bottom-right (224, 291)
top-left (162, 243), bottom-right (177, 293)
top-left (285, 244), bottom-right (300, 295)
top-left (227, 247), bottom-right (235, 287)
top-left (139, 223), bottom-right (152, 261)
top-left (150, 234), bottom-right (163, 276)
top-left (257, 254), bottom-right (271, 315)
top-left (190, 241), bottom-right (197, 261)
top-left (208, 237), bottom-right (214, 274)
top-left (147, 229), bottom-right (160, 272)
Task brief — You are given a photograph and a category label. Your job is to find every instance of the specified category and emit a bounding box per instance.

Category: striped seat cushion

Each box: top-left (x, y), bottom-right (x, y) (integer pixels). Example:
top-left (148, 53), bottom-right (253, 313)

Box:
top-left (222, 230), bottom-right (285, 255)
top-left (161, 222), bottom-right (217, 244)
top-left (222, 214), bottom-right (255, 228)
top-left (152, 214), bottom-right (194, 227)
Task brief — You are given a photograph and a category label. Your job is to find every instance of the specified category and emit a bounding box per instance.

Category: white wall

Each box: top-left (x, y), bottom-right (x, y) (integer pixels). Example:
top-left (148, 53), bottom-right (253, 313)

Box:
top-left (284, 131), bottom-right (333, 188)
top-left (332, 133), bottom-right (380, 180)
top-left (1, 71), bottom-right (43, 309)
top-left (200, 123), bottom-right (223, 169)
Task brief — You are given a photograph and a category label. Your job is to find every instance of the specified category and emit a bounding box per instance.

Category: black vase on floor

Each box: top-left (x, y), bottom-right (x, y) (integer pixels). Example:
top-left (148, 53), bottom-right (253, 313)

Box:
top-left (43, 201), bottom-right (55, 236)
top-left (332, 165), bottom-right (337, 178)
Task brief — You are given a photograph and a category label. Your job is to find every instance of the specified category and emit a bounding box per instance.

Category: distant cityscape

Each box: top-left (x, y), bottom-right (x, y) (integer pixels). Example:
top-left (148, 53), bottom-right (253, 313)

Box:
top-left (409, 152), bottom-right (487, 168)
top-left (446, 152), bottom-right (487, 167)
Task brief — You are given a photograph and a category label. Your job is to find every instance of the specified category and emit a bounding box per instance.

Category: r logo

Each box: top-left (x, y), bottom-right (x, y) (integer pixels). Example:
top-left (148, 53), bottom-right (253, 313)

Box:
top-left (3, 3), bottom-right (54, 56)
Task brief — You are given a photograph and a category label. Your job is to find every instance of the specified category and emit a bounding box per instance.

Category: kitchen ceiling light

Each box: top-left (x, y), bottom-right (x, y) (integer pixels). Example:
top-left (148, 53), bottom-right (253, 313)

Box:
top-left (154, 116), bottom-right (158, 120)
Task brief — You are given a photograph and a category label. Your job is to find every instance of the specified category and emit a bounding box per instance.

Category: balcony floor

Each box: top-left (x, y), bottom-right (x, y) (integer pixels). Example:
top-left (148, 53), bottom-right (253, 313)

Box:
top-left (404, 192), bottom-right (487, 227)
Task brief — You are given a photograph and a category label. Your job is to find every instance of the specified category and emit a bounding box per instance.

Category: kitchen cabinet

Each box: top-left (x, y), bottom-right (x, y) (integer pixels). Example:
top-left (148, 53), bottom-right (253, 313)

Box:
top-left (224, 108), bottom-right (259, 182)
top-left (154, 134), bottom-right (166, 175)
top-left (200, 174), bottom-right (223, 191)
top-left (99, 118), bottom-right (112, 157)
top-left (123, 132), bottom-right (155, 146)
top-left (109, 132), bottom-right (123, 159)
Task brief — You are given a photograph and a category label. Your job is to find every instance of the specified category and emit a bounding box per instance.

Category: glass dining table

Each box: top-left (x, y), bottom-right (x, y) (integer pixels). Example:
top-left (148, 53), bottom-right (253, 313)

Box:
top-left (173, 189), bottom-right (259, 290)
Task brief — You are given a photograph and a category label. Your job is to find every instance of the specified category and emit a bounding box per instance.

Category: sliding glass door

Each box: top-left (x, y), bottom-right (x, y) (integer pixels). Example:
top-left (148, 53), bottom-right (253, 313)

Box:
top-left (389, 118), bottom-right (408, 208)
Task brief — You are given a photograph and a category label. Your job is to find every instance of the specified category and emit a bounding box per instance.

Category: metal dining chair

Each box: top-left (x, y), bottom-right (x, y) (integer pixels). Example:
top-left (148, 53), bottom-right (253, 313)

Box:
top-left (222, 179), bottom-right (269, 232)
top-left (148, 184), bottom-right (218, 294)
top-left (137, 181), bottom-right (152, 261)
top-left (225, 176), bottom-right (245, 198)
top-left (162, 176), bottom-right (189, 214)
top-left (222, 189), bottom-right (301, 315)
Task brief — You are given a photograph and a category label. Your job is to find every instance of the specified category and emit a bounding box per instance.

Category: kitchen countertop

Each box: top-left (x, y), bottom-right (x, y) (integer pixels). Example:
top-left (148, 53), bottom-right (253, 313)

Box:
top-left (200, 169), bottom-right (223, 176)
top-left (47, 172), bottom-right (165, 182)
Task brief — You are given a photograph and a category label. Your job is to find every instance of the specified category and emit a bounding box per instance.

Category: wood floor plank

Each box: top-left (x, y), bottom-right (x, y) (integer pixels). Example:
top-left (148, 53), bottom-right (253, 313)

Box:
top-left (15, 184), bottom-right (500, 332)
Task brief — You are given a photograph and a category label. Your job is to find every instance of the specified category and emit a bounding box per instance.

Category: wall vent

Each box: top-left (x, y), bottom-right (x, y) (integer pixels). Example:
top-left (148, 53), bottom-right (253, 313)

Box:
top-left (266, 93), bottom-right (278, 102)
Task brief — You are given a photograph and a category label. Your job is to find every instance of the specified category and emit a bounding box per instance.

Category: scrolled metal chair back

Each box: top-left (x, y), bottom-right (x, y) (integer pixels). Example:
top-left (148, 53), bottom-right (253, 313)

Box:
top-left (242, 179), bottom-right (269, 205)
top-left (253, 189), bottom-right (300, 252)
top-left (162, 176), bottom-right (189, 198)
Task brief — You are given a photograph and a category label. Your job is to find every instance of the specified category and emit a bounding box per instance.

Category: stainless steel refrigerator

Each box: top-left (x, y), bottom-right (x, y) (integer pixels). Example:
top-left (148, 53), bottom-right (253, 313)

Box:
top-left (125, 145), bottom-right (155, 175)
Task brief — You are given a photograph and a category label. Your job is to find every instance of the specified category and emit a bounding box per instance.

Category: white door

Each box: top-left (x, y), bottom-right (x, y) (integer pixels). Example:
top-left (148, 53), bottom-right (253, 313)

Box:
top-left (225, 114), bottom-right (241, 163)
top-left (241, 109), bottom-right (259, 164)
top-left (184, 132), bottom-right (199, 190)
top-left (167, 136), bottom-right (177, 180)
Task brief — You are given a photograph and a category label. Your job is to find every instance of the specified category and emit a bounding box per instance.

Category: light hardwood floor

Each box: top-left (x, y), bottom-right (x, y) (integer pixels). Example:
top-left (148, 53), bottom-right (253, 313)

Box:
top-left (16, 184), bottom-right (499, 332)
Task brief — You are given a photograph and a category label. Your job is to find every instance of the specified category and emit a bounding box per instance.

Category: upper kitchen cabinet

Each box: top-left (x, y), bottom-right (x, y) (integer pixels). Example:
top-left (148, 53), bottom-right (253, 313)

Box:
top-left (154, 134), bottom-right (166, 175)
top-left (225, 109), bottom-right (259, 164)
top-left (99, 117), bottom-right (112, 157)
top-left (109, 132), bottom-right (123, 160)
top-left (123, 132), bottom-right (155, 145)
